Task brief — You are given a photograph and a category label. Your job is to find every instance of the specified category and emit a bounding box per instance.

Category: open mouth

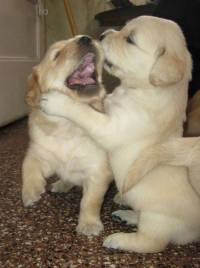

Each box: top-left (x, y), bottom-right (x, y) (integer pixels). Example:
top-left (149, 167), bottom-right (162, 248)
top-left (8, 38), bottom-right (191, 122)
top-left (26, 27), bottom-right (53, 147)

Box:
top-left (66, 52), bottom-right (97, 90)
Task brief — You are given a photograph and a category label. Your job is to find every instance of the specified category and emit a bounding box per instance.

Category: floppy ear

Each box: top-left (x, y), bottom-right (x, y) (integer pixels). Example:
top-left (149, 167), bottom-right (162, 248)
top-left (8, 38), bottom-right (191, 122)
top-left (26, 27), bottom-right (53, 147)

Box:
top-left (26, 68), bottom-right (41, 107)
top-left (149, 47), bottom-right (185, 87)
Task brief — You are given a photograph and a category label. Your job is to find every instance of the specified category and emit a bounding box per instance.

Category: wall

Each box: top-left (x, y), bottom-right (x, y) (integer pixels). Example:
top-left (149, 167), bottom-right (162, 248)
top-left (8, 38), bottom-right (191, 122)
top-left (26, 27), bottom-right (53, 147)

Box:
top-left (45, 0), bottom-right (113, 47)
top-left (45, 0), bottom-right (70, 47)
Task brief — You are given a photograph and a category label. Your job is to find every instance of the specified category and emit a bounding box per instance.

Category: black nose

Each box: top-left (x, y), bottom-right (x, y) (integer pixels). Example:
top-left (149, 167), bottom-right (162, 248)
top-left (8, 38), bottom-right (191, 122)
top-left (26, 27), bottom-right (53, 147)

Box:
top-left (79, 36), bottom-right (92, 46)
top-left (99, 33), bottom-right (106, 41)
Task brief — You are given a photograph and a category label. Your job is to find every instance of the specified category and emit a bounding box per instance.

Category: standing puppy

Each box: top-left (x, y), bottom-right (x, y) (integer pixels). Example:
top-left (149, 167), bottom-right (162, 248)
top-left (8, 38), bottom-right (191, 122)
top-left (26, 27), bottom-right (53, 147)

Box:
top-left (40, 16), bottom-right (200, 252)
top-left (22, 36), bottom-right (112, 236)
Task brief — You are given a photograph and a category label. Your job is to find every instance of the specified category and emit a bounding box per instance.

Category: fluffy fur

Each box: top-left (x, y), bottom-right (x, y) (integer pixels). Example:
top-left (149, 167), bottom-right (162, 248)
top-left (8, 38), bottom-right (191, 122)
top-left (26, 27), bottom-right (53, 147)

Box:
top-left (22, 37), bottom-right (112, 236)
top-left (123, 89), bottom-right (200, 194)
top-left (122, 87), bottom-right (200, 194)
top-left (124, 137), bottom-right (200, 196)
top-left (40, 16), bottom-right (200, 252)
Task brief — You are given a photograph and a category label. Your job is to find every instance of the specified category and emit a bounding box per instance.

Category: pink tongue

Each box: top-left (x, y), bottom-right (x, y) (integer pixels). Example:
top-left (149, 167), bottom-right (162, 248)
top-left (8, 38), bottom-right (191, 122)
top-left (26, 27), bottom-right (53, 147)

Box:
top-left (68, 53), bottom-right (96, 86)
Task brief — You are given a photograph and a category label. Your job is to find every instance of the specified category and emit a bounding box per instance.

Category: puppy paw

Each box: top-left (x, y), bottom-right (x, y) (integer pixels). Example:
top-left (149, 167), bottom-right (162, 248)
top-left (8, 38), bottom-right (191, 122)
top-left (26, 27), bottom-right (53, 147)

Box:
top-left (40, 90), bottom-right (67, 117)
top-left (103, 233), bottom-right (127, 250)
top-left (51, 180), bottom-right (73, 193)
top-left (22, 180), bottom-right (46, 207)
top-left (112, 210), bottom-right (138, 226)
top-left (76, 220), bottom-right (104, 236)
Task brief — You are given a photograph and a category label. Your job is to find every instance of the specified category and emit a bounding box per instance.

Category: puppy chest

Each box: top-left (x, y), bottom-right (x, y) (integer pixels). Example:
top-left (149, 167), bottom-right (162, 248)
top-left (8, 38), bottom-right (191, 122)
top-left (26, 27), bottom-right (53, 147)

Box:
top-left (32, 119), bottom-right (107, 183)
top-left (57, 144), bottom-right (105, 185)
top-left (46, 134), bottom-right (105, 179)
top-left (53, 134), bottom-right (104, 162)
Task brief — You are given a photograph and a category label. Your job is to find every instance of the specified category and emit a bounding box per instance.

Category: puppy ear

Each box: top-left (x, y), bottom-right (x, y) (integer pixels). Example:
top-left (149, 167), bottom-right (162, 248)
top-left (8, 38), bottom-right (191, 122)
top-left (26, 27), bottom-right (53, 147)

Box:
top-left (149, 47), bottom-right (185, 87)
top-left (26, 67), bottom-right (41, 107)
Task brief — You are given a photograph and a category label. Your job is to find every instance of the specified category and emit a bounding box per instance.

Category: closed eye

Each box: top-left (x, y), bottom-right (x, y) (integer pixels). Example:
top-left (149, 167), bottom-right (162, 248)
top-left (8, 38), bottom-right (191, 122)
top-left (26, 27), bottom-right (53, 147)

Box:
top-left (54, 51), bottom-right (61, 60)
top-left (126, 35), bottom-right (136, 45)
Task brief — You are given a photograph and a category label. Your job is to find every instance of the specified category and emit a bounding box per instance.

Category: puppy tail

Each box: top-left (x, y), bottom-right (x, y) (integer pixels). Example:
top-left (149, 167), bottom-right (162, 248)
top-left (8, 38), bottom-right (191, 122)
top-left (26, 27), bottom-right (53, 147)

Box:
top-left (121, 137), bottom-right (200, 196)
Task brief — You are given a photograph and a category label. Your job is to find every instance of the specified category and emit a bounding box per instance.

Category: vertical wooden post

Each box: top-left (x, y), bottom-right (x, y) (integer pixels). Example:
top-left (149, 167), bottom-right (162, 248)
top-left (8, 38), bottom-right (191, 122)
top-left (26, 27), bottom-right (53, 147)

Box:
top-left (63, 0), bottom-right (78, 36)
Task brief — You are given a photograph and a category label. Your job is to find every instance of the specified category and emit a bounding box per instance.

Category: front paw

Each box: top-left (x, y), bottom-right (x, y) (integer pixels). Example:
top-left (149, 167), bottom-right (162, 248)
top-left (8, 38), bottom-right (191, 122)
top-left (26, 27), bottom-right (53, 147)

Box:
top-left (22, 181), bottom-right (46, 207)
top-left (103, 233), bottom-right (127, 250)
top-left (76, 219), bottom-right (104, 236)
top-left (40, 90), bottom-right (67, 116)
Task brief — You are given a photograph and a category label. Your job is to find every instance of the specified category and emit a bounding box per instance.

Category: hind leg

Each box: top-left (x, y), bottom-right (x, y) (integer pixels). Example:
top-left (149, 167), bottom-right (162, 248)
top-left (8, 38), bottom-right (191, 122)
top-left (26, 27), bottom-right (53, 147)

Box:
top-left (103, 212), bottom-right (170, 253)
top-left (22, 152), bottom-right (52, 206)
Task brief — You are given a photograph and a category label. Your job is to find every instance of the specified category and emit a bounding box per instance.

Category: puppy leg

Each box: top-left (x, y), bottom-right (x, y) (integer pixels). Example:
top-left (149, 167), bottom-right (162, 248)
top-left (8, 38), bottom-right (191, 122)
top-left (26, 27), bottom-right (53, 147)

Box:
top-left (122, 145), bottom-right (165, 193)
top-left (77, 178), bottom-right (109, 236)
top-left (22, 153), bottom-right (50, 206)
top-left (103, 212), bottom-right (170, 253)
top-left (51, 180), bottom-right (74, 193)
top-left (112, 210), bottom-right (139, 225)
top-left (162, 137), bottom-right (200, 195)
top-left (122, 137), bottom-right (200, 194)
top-left (152, 138), bottom-right (200, 195)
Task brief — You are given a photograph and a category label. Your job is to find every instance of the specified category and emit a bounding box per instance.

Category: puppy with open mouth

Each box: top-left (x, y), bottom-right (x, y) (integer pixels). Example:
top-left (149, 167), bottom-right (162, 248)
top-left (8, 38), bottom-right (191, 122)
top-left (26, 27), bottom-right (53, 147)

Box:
top-left (40, 16), bottom-right (200, 253)
top-left (22, 36), bottom-right (112, 236)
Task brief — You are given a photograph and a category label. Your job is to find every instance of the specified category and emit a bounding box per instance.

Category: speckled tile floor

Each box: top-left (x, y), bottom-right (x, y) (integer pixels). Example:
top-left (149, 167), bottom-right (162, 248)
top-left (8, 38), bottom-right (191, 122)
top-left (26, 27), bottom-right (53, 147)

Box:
top-left (0, 118), bottom-right (200, 268)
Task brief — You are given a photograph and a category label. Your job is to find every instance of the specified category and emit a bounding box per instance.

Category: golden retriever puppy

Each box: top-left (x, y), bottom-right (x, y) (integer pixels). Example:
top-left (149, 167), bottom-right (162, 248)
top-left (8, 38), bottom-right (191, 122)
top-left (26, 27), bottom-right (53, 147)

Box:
top-left (22, 36), bottom-right (112, 236)
top-left (40, 16), bottom-right (200, 252)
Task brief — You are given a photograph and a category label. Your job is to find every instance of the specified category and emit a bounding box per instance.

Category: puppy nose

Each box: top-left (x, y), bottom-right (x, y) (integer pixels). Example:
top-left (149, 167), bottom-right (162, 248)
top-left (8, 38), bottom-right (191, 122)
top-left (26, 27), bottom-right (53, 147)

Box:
top-left (79, 36), bottom-right (92, 46)
top-left (99, 33), bottom-right (106, 41)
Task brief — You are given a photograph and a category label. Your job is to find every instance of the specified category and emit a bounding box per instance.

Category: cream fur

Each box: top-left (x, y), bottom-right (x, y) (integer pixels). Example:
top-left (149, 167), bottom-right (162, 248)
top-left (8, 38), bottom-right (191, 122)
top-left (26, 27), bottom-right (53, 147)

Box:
top-left (40, 16), bottom-right (200, 252)
top-left (124, 137), bottom-right (200, 197)
top-left (22, 37), bottom-right (112, 236)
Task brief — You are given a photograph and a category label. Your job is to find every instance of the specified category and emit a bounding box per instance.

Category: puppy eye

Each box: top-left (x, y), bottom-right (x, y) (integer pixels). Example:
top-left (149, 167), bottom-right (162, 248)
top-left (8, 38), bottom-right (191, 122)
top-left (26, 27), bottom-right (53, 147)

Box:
top-left (126, 36), bottom-right (135, 45)
top-left (54, 51), bottom-right (61, 60)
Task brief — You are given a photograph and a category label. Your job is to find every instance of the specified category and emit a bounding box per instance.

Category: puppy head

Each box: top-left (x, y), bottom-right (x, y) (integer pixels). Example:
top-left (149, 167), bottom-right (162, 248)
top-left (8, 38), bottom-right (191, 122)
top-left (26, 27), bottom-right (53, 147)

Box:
top-left (26, 36), bottom-right (105, 111)
top-left (100, 16), bottom-right (192, 88)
